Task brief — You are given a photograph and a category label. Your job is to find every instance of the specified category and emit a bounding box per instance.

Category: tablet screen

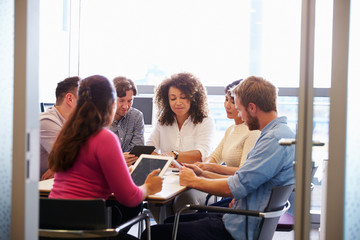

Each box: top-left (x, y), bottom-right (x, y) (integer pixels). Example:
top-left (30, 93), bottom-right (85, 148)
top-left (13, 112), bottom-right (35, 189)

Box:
top-left (131, 156), bottom-right (171, 186)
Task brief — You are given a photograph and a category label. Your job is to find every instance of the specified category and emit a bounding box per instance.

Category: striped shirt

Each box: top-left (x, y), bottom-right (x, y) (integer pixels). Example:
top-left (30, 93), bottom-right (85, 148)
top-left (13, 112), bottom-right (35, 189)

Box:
top-left (109, 107), bottom-right (145, 152)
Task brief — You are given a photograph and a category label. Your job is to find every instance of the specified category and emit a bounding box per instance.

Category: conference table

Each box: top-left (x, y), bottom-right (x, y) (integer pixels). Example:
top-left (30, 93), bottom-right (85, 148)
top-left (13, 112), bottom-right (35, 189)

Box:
top-left (38, 169), bottom-right (187, 224)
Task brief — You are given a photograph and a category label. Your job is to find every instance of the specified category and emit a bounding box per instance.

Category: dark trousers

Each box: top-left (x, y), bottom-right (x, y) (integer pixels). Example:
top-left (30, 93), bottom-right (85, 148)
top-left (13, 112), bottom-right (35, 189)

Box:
top-left (210, 197), bottom-right (232, 207)
top-left (141, 212), bottom-right (234, 240)
top-left (106, 199), bottom-right (143, 240)
top-left (106, 199), bottom-right (143, 227)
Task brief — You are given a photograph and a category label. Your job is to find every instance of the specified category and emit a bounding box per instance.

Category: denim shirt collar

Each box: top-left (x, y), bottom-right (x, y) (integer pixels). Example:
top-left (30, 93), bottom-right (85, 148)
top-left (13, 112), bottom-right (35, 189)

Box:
top-left (261, 116), bottom-right (287, 134)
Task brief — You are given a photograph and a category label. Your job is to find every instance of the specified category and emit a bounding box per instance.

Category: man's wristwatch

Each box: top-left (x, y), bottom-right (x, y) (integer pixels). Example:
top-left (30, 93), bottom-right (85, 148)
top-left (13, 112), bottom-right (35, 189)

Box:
top-left (172, 150), bottom-right (179, 160)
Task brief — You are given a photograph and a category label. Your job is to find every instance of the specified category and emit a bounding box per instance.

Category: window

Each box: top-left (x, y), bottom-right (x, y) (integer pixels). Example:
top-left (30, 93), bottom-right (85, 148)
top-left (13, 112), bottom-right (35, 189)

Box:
top-left (77, 0), bottom-right (302, 87)
top-left (39, 0), bottom-right (71, 103)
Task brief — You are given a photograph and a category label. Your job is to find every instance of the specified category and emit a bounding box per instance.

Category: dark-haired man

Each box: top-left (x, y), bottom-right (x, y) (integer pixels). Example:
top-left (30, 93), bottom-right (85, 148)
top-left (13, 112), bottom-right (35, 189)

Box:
top-left (110, 76), bottom-right (145, 166)
top-left (40, 76), bottom-right (80, 179)
top-left (141, 76), bottom-right (295, 240)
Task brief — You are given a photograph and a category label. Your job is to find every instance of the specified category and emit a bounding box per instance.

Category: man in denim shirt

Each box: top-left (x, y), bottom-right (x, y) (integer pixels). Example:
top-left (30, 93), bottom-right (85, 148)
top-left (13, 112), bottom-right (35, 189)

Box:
top-left (110, 76), bottom-right (145, 166)
top-left (141, 76), bottom-right (295, 240)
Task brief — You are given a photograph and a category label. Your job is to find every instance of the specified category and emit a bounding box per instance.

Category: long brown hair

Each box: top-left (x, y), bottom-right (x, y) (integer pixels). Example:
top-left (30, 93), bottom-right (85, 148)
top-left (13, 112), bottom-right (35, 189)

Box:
top-left (48, 75), bottom-right (116, 172)
top-left (154, 72), bottom-right (209, 125)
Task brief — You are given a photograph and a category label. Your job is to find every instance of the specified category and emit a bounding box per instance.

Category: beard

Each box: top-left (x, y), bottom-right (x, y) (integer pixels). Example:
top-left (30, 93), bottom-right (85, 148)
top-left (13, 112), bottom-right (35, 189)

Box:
top-left (246, 110), bottom-right (260, 130)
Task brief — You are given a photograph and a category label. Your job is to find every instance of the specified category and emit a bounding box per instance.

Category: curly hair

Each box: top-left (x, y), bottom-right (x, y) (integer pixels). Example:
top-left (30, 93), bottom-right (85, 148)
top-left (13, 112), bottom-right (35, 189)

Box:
top-left (49, 75), bottom-right (116, 172)
top-left (154, 72), bottom-right (209, 125)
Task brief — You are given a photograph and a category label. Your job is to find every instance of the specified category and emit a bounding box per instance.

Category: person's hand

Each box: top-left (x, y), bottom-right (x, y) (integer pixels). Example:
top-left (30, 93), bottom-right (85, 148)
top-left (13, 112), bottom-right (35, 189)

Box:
top-left (183, 163), bottom-right (203, 176)
top-left (161, 151), bottom-right (178, 167)
top-left (123, 152), bottom-right (138, 167)
top-left (41, 169), bottom-right (55, 180)
top-left (194, 162), bottom-right (216, 172)
top-left (229, 198), bottom-right (235, 208)
top-left (179, 166), bottom-right (198, 187)
top-left (144, 169), bottom-right (163, 195)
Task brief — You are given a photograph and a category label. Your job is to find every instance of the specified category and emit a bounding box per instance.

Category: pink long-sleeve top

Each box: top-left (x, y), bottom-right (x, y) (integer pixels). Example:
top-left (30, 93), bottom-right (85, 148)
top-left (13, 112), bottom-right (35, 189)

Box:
top-left (49, 128), bottom-right (143, 207)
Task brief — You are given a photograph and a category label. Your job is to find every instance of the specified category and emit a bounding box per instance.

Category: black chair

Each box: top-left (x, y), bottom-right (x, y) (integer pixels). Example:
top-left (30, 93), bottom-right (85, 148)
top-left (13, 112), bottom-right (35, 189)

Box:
top-left (39, 198), bottom-right (151, 239)
top-left (40, 102), bottom-right (55, 113)
top-left (171, 184), bottom-right (294, 240)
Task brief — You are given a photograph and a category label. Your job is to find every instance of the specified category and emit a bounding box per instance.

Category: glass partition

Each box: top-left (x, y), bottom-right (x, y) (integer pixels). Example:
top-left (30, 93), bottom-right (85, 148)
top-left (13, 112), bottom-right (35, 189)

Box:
top-left (0, 0), bottom-right (14, 238)
top-left (344, 0), bottom-right (360, 238)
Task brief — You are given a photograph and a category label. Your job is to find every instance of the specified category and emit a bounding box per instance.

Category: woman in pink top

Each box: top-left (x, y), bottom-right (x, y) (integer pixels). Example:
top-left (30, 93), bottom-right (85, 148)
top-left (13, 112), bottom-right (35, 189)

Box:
top-left (48, 75), bottom-right (162, 234)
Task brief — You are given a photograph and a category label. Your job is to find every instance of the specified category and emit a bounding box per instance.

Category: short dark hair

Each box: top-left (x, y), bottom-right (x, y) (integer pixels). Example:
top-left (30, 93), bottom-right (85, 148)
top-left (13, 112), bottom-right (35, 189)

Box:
top-left (154, 72), bottom-right (209, 125)
top-left (55, 76), bottom-right (80, 105)
top-left (113, 76), bottom-right (137, 98)
top-left (225, 79), bottom-right (242, 99)
top-left (233, 76), bottom-right (277, 112)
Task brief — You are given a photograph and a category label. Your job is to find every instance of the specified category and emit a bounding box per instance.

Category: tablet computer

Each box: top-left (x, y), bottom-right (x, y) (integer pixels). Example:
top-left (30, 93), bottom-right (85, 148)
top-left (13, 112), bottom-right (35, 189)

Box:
top-left (131, 154), bottom-right (173, 186)
top-left (129, 145), bottom-right (156, 157)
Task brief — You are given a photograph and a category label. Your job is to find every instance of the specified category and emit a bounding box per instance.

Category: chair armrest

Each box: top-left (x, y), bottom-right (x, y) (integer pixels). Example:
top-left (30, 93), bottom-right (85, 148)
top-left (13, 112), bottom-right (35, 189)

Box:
top-left (186, 205), bottom-right (262, 217)
top-left (39, 228), bottom-right (119, 238)
top-left (187, 201), bottom-right (290, 218)
top-left (115, 211), bottom-right (151, 240)
top-left (115, 212), bottom-right (150, 232)
top-left (171, 201), bottom-right (290, 240)
top-left (171, 205), bottom-right (261, 240)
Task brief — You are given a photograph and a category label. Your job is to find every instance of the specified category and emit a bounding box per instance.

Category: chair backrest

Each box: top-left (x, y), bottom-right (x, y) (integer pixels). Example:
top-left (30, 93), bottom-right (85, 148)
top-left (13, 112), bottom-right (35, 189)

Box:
top-left (39, 198), bottom-right (108, 230)
top-left (40, 102), bottom-right (55, 113)
top-left (257, 184), bottom-right (295, 240)
top-left (132, 97), bottom-right (153, 125)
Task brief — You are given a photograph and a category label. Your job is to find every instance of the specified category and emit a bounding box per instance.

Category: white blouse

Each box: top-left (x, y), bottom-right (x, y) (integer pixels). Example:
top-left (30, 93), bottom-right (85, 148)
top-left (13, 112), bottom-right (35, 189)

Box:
top-left (146, 116), bottom-right (216, 161)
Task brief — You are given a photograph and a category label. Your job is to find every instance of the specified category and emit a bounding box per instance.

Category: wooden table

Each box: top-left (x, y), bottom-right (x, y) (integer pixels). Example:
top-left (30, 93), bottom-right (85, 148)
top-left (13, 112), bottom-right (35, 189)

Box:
top-left (39, 169), bottom-right (187, 223)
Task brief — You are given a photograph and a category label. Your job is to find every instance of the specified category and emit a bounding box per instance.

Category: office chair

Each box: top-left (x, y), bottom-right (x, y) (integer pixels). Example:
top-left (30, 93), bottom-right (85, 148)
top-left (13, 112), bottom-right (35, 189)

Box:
top-left (276, 162), bottom-right (318, 231)
top-left (40, 102), bottom-right (55, 113)
top-left (39, 198), bottom-right (151, 240)
top-left (172, 184), bottom-right (294, 240)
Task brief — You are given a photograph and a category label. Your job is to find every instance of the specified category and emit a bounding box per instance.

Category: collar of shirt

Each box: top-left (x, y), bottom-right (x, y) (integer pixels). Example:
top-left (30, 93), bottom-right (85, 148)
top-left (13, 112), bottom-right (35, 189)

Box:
top-left (50, 106), bottom-right (66, 124)
top-left (261, 116), bottom-right (287, 135)
top-left (174, 115), bottom-right (191, 129)
top-left (113, 108), bottom-right (133, 125)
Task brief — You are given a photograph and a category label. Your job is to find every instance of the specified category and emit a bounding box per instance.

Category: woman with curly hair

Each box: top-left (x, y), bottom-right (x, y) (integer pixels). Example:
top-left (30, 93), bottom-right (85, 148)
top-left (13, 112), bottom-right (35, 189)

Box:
top-left (147, 72), bottom-right (215, 163)
top-left (146, 72), bottom-right (216, 223)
